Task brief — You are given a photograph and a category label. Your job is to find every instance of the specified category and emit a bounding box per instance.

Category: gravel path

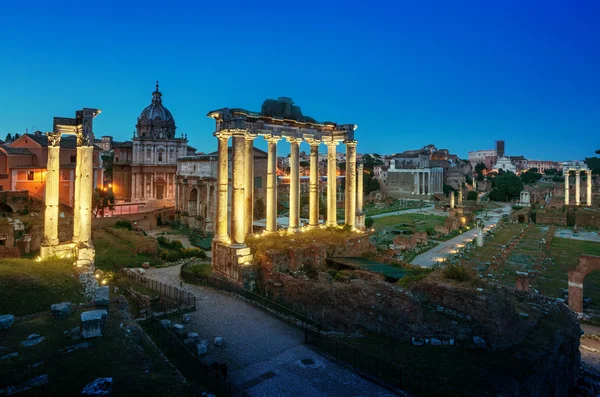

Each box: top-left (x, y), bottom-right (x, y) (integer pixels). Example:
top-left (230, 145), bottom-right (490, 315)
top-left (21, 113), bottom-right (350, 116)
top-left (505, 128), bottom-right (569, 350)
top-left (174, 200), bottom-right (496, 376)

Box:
top-left (410, 203), bottom-right (513, 267)
top-left (144, 266), bottom-right (396, 397)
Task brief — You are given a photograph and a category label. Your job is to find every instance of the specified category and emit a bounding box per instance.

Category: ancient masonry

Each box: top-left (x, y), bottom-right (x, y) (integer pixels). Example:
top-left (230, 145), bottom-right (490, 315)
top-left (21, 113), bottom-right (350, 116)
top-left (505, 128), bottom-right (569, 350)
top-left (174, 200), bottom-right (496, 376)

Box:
top-left (207, 100), bottom-right (363, 287)
top-left (563, 162), bottom-right (593, 206)
top-left (41, 108), bottom-right (101, 268)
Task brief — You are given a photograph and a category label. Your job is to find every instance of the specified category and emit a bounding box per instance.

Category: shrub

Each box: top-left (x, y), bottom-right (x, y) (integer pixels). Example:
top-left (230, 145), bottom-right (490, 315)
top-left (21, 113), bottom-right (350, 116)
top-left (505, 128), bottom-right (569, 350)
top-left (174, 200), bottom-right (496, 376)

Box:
top-left (365, 217), bottom-right (374, 228)
top-left (115, 220), bottom-right (133, 230)
top-left (442, 264), bottom-right (474, 282)
top-left (467, 191), bottom-right (478, 201)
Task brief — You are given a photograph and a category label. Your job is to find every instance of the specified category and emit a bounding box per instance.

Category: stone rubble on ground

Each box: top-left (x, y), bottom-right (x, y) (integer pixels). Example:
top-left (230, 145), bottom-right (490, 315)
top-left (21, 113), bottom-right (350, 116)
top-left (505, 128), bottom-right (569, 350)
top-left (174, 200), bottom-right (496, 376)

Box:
top-left (95, 286), bottom-right (110, 307)
top-left (173, 324), bottom-right (185, 336)
top-left (0, 352), bottom-right (19, 361)
top-left (20, 334), bottom-right (45, 347)
top-left (160, 319), bottom-right (172, 329)
top-left (81, 309), bottom-right (108, 339)
top-left (82, 377), bottom-right (113, 396)
top-left (196, 340), bottom-right (208, 356)
top-left (79, 272), bottom-right (100, 300)
top-left (473, 336), bottom-right (487, 349)
top-left (186, 332), bottom-right (199, 342)
top-left (51, 302), bottom-right (72, 319)
top-left (182, 313), bottom-right (191, 324)
top-left (1, 374), bottom-right (49, 395)
top-left (214, 337), bottom-right (223, 347)
top-left (60, 341), bottom-right (92, 354)
top-left (0, 314), bottom-right (15, 330)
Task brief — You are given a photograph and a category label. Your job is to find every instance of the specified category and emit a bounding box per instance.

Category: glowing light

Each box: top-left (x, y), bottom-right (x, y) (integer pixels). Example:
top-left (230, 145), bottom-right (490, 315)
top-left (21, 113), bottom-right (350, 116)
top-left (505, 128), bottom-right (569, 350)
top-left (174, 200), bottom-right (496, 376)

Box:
top-left (102, 279), bottom-right (108, 285)
top-left (35, 256), bottom-right (41, 262)
top-left (95, 274), bottom-right (99, 279)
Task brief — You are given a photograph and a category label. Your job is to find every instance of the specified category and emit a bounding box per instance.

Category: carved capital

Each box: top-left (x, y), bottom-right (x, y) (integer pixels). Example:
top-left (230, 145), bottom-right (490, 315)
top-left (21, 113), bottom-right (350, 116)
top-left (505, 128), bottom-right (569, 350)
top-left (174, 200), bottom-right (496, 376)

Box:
top-left (286, 136), bottom-right (303, 144)
top-left (305, 138), bottom-right (321, 147)
top-left (344, 140), bottom-right (358, 147)
top-left (47, 132), bottom-right (62, 147)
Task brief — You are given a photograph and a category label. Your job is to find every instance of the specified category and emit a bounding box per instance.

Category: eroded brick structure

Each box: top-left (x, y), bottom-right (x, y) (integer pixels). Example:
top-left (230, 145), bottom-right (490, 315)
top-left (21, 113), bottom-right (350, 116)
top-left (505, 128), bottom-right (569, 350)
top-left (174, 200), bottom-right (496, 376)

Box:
top-left (568, 255), bottom-right (600, 314)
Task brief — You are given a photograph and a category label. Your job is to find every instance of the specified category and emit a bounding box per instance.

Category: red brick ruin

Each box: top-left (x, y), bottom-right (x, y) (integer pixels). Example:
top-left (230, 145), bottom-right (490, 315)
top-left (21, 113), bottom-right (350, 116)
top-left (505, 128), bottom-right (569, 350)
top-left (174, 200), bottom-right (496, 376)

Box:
top-left (568, 255), bottom-right (600, 314)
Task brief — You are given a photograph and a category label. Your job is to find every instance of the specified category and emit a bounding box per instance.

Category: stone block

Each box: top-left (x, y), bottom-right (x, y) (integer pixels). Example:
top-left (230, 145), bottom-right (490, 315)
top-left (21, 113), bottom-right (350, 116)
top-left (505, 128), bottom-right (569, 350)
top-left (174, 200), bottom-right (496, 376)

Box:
top-left (20, 335), bottom-right (45, 347)
top-left (214, 337), bottom-right (223, 347)
top-left (81, 309), bottom-right (108, 339)
top-left (82, 377), bottom-right (113, 396)
top-left (160, 319), bottom-right (172, 329)
top-left (173, 324), bottom-right (185, 336)
top-left (430, 338), bottom-right (442, 346)
top-left (182, 313), bottom-right (191, 324)
top-left (95, 286), bottom-right (110, 307)
top-left (187, 332), bottom-right (199, 342)
top-left (51, 302), bottom-right (72, 319)
top-left (142, 262), bottom-right (150, 269)
top-left (195, 340), bottom-right (208, 356)
top-left (0, 314), bottom-right (15, 330)
top-left (0, 352), bottom-right (19, 361)
top-left (473, 336), bottom-right (487, 349)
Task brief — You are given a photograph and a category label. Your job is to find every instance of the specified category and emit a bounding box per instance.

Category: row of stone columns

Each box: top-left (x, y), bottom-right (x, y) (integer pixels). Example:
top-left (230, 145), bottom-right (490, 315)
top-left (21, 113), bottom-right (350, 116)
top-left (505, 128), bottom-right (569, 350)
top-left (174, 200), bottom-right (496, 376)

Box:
top-left (215, 131), bottom-right (361, 248)
top-left (565, 170), bottom-right (593, 206)
top-left (43, 131), bottom-right (94, 254)
top-left (414, 170), bottom-right (443, 195)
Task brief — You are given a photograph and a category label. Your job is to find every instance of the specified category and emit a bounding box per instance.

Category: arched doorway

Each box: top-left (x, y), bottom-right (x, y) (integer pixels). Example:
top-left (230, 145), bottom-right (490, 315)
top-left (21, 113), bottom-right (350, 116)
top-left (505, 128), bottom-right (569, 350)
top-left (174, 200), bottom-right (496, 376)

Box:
top-left (188, 188), bottom-right (198, 216)
top-left (568, 255), bottom-right (600, 314)
top-left (155, 177), bottom-right (166, 200)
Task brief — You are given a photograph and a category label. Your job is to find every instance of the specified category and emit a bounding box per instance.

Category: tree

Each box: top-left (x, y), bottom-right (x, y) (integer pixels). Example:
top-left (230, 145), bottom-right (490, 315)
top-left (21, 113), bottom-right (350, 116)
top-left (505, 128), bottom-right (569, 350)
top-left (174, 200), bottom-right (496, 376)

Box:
top-left (467, 191), bottom-right (478, 201)
top-left (475, 162), bottom-right (486, 181)
top-left (490, 172), bottom-right (523, 201)
top-left (520, 171), bottom-right (543, 184)
top-left (363, 170), bottom-right (380, 195)
top-left (14, 133), bottom-right (20, 140)
top-left (529, 167), bottom-right (539, 173)
top-left (443, 184), bottom-right (456, 195)
top-left (544, 168), bottom-right (558, 175)
top-left (92, 187), bottom-right (115, 218)
top-left (4, 133), bottom-right (12, 142)
top-left (101, 153), bottom-right (114, 182)
top-left (365, 217), bottom-right (374, 228)
top-left (585, 157), bottom-right (600, 174)
top-left (254, 197), bottom-right (266, 219)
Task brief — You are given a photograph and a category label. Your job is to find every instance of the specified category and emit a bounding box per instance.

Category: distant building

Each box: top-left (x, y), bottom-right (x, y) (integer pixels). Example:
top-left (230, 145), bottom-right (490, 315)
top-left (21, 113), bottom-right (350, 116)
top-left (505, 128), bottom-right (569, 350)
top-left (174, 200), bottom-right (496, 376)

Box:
top-left (377, 150), bottom-right (444, 197)
top-left (527, 160), bottom-right (562, 173)
top-left (492, 156), bottom-right (517, 173)
top-left (102, 83), bottom-right (194, 204)
top-left (468, 149), bottom-right (497, 170)
top-left (0, 132), bottom-right (103, 206)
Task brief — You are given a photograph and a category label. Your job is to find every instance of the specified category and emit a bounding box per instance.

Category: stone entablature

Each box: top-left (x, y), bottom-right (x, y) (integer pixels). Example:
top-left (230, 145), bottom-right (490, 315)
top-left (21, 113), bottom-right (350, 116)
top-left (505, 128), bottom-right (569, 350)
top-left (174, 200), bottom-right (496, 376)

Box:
top-left (563, 161), bottom-right (592, 206)
top-left (208, 98), bottom-right (363, 285)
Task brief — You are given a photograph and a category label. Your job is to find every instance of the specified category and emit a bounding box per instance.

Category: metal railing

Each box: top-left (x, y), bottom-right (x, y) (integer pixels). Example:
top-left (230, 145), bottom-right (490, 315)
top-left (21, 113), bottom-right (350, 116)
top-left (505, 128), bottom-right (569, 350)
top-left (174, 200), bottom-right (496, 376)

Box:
top-left (180, 266), bottom-right (468, 397)
top-left (122, 270), bottom-right (196, 312)
top-left (148, 316), bottom-right (247, 397)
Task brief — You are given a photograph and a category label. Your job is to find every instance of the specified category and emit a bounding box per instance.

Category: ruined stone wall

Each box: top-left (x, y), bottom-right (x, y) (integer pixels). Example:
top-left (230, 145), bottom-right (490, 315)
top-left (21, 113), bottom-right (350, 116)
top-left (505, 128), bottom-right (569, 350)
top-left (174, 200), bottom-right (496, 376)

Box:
top-left (575, 210), bottom-right (600, 229)
top-left (536, 209), bottom-right (567, 226)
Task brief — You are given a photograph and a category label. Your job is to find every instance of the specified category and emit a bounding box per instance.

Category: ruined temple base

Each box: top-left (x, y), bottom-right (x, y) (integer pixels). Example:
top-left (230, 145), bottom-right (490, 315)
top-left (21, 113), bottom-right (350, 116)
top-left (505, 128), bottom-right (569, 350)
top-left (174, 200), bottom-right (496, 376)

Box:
top-left (40, 242), bottom-right (77, 260)
top-left (356, 214), bottom-right (366, 230)
top-left (76, 245), bottom-right (96, 269)
top-left (212, 241), bottom-right (257, 290)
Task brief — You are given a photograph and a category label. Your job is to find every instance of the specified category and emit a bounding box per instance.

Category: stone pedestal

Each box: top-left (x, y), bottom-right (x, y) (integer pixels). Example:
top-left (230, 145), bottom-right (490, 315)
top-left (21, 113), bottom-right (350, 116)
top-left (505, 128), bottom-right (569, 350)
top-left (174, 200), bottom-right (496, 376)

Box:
top-left (477, 227), bottom-right (484, 247)
top-left (81, 309), bottom-right (108, 339)
top-left (212, 241), bottom-right (257, 290)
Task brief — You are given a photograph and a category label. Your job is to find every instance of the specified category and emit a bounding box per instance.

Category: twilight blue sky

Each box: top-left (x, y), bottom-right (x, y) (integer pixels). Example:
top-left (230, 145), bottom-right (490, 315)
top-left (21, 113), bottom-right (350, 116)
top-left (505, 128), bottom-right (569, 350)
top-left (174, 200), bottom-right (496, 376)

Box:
top-left (1, 0), bottom-right (598, 160)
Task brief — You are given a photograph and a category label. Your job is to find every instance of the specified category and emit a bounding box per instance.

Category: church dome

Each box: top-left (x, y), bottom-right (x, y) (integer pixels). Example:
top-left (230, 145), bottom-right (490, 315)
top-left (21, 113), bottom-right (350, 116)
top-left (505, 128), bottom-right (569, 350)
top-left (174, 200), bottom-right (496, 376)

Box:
top-left (136, 82), bottom-right (176, 139)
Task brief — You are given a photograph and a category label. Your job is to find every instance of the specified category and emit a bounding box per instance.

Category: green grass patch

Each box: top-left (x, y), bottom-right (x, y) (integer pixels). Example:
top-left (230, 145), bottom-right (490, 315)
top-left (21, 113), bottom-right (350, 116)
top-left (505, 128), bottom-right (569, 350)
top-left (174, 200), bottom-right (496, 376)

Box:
top-left (0, 258), bottom-right (84, 316)
top-left (372, 213), bottom-right (446, 232)
top-left (0, 303), bottom-right (199, 396)
top-left (183, 264), bottom-right (213, 278)
top-left (93, 228), bottom-right (162, 271)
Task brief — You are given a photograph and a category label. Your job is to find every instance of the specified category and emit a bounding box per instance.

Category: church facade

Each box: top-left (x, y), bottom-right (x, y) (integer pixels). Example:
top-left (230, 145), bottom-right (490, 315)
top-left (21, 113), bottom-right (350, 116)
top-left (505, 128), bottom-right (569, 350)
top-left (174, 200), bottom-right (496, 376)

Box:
top-left (105, 83), bottom-right (194, 204)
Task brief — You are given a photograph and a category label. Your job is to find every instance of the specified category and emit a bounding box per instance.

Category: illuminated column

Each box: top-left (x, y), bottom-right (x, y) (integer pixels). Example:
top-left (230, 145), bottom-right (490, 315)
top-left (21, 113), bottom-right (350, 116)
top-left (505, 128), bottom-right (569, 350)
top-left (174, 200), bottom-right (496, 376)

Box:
top-left (231, 131), bottom-right (246, 246)
top-left (288, 137), bottom-right (301, 232)
top-left (244, 134), bottom-right (256, 236)
top-left (450, 192), bottom-right (455, 209)
top-left (427, 170), bottom-right (432, 195)
top-left (458, 189), bottom-right (463, 206)
top-left (415, 172), bottom-right (420, 195)
top-left (576, 170), bottom-right (581, 206)
top-left (565, 170), bottom-right (570, 205)
top-left (72, 146), bottom-right (82, 243)
top-left (307, 139), bottom-right (320, 228)
top-left (326, 141), bottom-right (339, 226)
top-left (473, 177), bottom-right (477, 193)
top-left (215, 132), bottom-right (230, 241)
top-left (182, 180), bottom-right (189, 214)
top-left (588, 170), bottom-right (593, 206)
top-left (78, 145), bottom-right (94, 245)
top-left (357, 163), bottom-right (364, 213)
top-left (265, 136), bottom-right (280, 233)
top-left (43, 132), bottom-right (61, 247)
top-left (174, 179), bottom-right (179, 210)
top-left (345, 141), bottom-right (357, 228)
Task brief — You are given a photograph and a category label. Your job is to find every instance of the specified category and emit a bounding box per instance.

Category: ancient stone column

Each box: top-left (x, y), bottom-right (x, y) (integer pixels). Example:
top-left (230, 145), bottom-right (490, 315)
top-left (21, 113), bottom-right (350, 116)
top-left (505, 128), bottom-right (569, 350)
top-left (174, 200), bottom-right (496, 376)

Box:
top-left (473, 177), bottom-right (477, 193)
top-left (450, 192), bottom-right (455, 208)
top-left (458, 189), bottom-right (463, 206)
top-left (477, 221), bottom-right (484, 247)
top-left (576, 170), bottom-right (581, 206)
top-left (357, 163), bottom-right (364, 213)
top-left (265, 136), bottom-right (279, 233)
top-left (230, 131), bottom-right (246, 246)
top-left (244, 135), bottom-right (256, 236)
top-left (288, 137), bottom-right (301, 232)
top-left (345, 141), bottom-right (357, 228)
top-left (428, 171), bottom-right (432, 195)
top-left (308, 140), bottom-right (320, 228)
top-left (326, 141), bottom-right (338, 226)
top-left (415, 172), bottom-right (420, 195)
top-left (215, 132), bottom-right (230, 242)
top-left (72, 146), bottom-right (82, 243)
top-left (78, 145), bottom-right (94, 245)
top-left (588, 170), bottom-right (593, 206)
top-left (182, 180), bottom-right (188, 214)
top-left (43, 132), bottom-right (61, 247)
top-left (565, 170), bottom-right (570, 205)
top-left (174, 180), bottom-right (179, 210)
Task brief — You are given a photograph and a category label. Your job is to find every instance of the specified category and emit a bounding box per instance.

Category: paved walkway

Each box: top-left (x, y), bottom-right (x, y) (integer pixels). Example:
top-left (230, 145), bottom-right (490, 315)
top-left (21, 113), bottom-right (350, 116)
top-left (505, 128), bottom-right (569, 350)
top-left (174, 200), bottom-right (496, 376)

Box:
top-left (144, 266), bottom-right (395, 397)
top-left (555, 229), bottom-right (600, 243)
top-left (410, 203), bottom-right (513, 267)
